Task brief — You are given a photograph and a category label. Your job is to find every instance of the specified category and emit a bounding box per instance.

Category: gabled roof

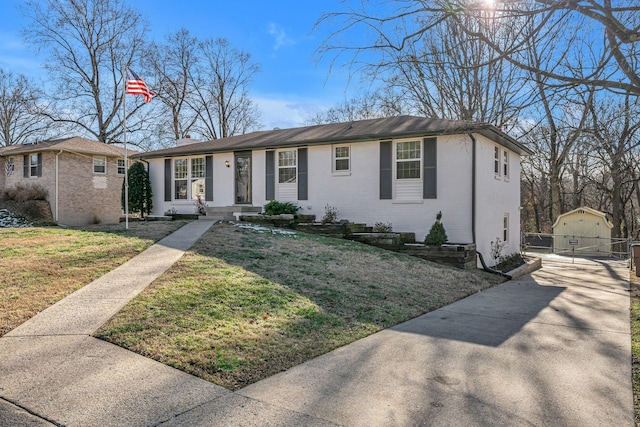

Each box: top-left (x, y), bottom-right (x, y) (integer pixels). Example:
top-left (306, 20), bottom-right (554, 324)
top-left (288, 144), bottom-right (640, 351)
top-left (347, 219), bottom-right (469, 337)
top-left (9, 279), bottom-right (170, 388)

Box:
top-left (552, 206), bottom-right (614, 229)
top-left (0, 137), bottom-right (136, 157)
top-left (133, 116), bottom-right (533, 159)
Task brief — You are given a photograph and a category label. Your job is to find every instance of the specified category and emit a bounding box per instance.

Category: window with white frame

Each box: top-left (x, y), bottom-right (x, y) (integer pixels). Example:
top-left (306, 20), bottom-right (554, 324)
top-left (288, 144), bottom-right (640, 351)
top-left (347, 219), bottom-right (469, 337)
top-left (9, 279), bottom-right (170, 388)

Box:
top-left (93, 156), bottom-right (106, 174)
top-left (333, 145), bottom-right (350, 172)
top-left (173, 157), bottom-right (206, 200)
top-left (278, 150), bottom-right (296, 183)
top-left (117, 159), bottom-right (126, 175)
top-left (494, 146), bottom-right (500, 176)
top-left (174, 158), bottom-right (188, 200)
top-left (396, 140), bottom-right (421, 179)
top-left (29, 154), bottom-right (38, 177)
top-left (190, 157), bottom-right (205, 199)
top-left (503, 213), bottom-right (509, 242)
top-left (502, 150), bottom-right (509, 179)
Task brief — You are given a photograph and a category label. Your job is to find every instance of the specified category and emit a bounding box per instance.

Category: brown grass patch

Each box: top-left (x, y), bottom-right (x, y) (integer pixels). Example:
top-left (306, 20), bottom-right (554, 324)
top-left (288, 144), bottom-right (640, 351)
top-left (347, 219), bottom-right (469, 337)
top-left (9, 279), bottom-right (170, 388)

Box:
top-left (0, 221), bottom-right (188, 336)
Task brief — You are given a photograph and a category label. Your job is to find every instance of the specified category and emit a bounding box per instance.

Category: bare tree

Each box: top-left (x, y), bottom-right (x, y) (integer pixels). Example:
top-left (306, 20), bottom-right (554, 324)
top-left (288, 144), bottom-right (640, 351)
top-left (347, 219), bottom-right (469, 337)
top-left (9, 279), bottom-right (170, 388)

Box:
top-left (21, 0), bottom-right (153, 144)
top-left (305, 91), bottom-right (404, 125)
top-left (584, 93), bottom-right (640, 237)
top-left (147, 28), bottom-right (199, 145)
top-left (189, 38), bottom-right (261, 140)
top-left (317, 1), bottom-right (640, 96)
top-left (0, 69), bottom-right (53, 146)
top-left (374, 6), bottom-right (528, 128)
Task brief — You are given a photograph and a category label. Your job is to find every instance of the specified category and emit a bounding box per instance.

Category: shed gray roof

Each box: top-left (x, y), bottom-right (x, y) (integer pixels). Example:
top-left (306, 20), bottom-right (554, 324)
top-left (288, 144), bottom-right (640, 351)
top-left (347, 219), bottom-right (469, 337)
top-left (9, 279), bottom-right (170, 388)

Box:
top-left (0, 137), bottom-right (136, 157)
top-left (134, 116), bottom-right (533, 159)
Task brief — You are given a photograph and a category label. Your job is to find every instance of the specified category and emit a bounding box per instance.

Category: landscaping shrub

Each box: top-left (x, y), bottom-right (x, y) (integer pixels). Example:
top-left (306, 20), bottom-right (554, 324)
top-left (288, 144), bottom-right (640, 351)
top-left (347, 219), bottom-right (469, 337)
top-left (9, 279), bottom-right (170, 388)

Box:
top-left (263, 200), bottom-right (300, 215)
top-left (122, 161), bottom-right (153, 218)
top-left (373, 222), bottom-right (393, 232)
top-left (2, 183), bottom-right (48, 202)
top-left (321, 204), bottom-right (339, 224)
top-left (424, 211), bottom-right (448, 246)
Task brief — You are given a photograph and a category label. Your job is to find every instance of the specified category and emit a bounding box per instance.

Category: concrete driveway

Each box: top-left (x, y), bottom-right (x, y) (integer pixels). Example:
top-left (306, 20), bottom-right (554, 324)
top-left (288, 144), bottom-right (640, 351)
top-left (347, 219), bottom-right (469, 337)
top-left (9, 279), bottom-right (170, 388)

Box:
top-left (234, 257), bottom-right (633, 426)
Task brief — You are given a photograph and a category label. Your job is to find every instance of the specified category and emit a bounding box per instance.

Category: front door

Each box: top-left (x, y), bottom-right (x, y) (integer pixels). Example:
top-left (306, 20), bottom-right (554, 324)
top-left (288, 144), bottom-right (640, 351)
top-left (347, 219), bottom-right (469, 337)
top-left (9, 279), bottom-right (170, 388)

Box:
top-left (235, 152), bottom-right (252, 204)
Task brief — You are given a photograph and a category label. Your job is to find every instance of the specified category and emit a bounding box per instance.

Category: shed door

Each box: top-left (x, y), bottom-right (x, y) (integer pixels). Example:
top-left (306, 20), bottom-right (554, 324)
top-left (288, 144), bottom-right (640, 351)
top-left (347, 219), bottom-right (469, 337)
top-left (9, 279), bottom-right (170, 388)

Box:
top-left (561, 210), bottom-right (607, 255)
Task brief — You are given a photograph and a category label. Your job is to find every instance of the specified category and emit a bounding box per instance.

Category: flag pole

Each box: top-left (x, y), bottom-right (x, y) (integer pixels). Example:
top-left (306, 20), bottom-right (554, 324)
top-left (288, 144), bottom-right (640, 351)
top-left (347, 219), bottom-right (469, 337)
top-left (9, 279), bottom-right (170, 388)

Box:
top-left (123, 63), bottom-right (129, 230)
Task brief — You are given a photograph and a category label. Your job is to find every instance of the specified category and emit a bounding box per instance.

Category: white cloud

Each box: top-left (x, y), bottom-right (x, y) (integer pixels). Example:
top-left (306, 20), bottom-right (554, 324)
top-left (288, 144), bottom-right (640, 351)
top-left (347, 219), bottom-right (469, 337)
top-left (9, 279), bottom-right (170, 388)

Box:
top-left (0, 32), bottom-right (25, 51)
top-left (253, 95), bottom-right (328, 130)
top-left (267, 23), bottom-right (295, 51)
top-left (0, 55), bottom-right (42, 72)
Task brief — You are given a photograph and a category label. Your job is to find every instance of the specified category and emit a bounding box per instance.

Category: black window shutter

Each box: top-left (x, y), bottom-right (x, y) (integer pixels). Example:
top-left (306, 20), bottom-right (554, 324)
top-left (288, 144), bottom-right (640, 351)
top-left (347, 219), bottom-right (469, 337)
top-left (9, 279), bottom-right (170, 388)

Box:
top-left (36, 153), bottom-right (42, 177)
top-left (423, 138), bottom-right (437, 199)
top-left (23, 155), bottom-right (28, 177)
top-left (380, 141), bottom-right (392, 199)
top-left (205, 155), bottom-right (214, 201)
top-left (265, 151), bottom-right (275, 200)
top-left (297, 147), bottom-right (308, 200)
top-left (164, 159), bottom-right (172, 202)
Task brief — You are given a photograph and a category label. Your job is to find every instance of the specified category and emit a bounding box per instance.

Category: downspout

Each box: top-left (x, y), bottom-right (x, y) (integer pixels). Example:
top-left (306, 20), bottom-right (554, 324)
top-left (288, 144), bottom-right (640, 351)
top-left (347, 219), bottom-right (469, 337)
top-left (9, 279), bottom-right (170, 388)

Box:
top-left (55, 150), bottom-right (63, 222)
top-left (469, 132), bottom-right (476, 245)
top-left (468, 132), bottom-right (511, 279)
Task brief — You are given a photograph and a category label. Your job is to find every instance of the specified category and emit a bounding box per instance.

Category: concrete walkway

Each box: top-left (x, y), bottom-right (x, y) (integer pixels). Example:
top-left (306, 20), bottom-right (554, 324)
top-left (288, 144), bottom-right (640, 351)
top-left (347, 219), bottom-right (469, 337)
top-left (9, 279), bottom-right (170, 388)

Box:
top-left (0, 224), bottom-right (634, 426)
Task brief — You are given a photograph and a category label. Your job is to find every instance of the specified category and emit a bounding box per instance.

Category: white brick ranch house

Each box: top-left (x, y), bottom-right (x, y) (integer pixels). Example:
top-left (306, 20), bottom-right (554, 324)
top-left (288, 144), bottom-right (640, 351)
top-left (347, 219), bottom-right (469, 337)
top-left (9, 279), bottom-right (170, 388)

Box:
top-left (134, 116), bottom-right (533, 264)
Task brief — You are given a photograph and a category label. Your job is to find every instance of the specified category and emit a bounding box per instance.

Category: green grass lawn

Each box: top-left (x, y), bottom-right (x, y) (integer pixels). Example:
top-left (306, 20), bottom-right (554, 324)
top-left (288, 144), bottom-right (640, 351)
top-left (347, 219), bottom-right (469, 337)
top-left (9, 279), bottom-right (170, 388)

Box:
top-left (96, 222), bottom-right (505, 390)
top-left (0, 221), bottom-right (189, 336)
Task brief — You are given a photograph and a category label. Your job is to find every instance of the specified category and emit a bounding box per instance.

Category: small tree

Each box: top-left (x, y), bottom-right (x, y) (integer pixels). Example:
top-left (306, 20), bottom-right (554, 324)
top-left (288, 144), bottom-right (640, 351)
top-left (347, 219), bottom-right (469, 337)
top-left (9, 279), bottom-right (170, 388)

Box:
top-left (122, 161), bottom-right (152, 218)
top-left (424, 211), bottom-right (448, 246)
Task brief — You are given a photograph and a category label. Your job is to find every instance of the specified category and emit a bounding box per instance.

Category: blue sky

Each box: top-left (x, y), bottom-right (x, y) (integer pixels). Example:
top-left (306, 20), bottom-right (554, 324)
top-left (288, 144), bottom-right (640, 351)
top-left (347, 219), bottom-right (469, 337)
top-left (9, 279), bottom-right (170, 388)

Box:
top-left (0, 0), bottom-right (364, 130)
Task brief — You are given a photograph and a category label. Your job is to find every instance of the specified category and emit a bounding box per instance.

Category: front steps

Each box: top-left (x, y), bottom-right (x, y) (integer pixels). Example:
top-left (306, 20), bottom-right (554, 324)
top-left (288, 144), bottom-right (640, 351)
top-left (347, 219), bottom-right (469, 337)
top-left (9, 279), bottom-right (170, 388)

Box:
top-left (203, 205), bottom-right (262, 221)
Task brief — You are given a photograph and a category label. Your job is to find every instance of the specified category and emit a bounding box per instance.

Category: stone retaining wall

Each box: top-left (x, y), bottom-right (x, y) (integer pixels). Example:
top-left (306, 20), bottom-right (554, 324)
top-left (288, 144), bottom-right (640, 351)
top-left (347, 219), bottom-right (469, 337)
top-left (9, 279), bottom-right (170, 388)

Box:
top-left (398, 243), bottom-right (477, 269)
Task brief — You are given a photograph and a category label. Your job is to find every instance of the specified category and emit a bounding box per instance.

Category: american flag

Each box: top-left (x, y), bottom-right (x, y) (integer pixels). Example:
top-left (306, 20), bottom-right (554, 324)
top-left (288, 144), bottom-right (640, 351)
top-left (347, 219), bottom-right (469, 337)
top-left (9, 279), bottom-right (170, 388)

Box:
top-left (126, 67), bottom-right (155, 103)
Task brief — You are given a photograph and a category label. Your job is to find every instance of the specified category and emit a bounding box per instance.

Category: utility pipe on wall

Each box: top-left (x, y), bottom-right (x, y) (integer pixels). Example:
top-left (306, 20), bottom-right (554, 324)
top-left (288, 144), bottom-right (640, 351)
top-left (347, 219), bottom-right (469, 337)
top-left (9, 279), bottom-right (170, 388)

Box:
top-left (55, 150), bottom-right (62, 222)
top-left (468, 132), bottom-right (476, 245)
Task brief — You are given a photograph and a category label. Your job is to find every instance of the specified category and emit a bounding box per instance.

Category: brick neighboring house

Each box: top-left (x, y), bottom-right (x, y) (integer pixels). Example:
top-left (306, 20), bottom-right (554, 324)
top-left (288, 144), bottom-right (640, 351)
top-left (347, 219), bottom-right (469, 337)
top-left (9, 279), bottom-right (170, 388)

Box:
top-left (0, 137), bottom-right (133, 226)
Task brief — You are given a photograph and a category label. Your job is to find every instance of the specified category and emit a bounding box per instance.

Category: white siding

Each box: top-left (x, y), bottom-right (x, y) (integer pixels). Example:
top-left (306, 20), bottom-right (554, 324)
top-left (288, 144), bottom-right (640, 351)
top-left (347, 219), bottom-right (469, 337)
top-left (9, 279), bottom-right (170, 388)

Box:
top-left (474, 134), bottom-right (522, 264)
top-left (276, 183), bottom-right (297, 201)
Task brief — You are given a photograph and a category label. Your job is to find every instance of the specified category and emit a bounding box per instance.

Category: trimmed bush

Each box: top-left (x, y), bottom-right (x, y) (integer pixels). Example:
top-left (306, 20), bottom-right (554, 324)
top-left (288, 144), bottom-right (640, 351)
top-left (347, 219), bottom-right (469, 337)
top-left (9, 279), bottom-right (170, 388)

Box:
top-left (263, 200), bottom-right (300, 215)
top-left (122, 161), bottom-right (153, 218)
top-left (424, 211), bottom-right (448, 246)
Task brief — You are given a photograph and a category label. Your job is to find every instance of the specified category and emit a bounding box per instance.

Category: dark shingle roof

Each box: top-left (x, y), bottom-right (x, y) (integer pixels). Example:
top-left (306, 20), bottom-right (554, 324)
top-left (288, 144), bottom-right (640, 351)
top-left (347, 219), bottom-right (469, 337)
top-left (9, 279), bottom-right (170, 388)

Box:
top-left (0, 137), bottom-right (137, 157)
top-left (134, 116), bottom-right (532, 159)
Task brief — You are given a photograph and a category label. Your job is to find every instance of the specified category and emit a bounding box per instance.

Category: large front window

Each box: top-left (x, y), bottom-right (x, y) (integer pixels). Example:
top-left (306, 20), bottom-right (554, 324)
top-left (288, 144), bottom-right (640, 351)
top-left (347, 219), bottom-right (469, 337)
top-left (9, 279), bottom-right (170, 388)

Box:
top-left (174, 158), bottom-right (188, 200)
top-left (278, 150), bottom-right (296, 183)
top-left (396, 141), bottom-right (421, 179)
top-left (174, 157), bottom-right (206, 200)
top-left (190, 158), bottom-right (205, 199)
